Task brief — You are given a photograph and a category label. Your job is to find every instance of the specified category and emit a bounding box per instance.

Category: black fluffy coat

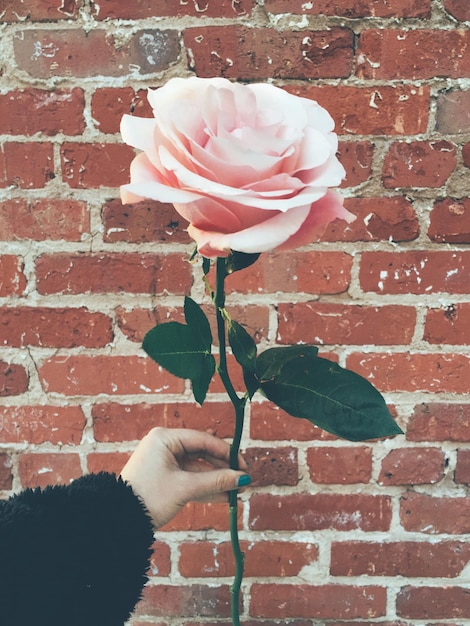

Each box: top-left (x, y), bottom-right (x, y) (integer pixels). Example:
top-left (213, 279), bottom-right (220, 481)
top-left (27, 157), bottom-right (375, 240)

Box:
top-left (0, 472), bottom-right (154, 626)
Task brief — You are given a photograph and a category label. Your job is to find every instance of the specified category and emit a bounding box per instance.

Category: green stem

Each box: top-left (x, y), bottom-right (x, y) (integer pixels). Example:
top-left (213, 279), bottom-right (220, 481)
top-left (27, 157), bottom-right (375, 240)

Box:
top-left (214, 257), bottom-right (246, 626)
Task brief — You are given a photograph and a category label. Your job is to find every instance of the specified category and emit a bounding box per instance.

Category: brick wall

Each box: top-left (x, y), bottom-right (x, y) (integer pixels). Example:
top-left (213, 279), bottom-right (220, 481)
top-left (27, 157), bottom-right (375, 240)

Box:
top-left (1, 0), bottom-right (470, 623)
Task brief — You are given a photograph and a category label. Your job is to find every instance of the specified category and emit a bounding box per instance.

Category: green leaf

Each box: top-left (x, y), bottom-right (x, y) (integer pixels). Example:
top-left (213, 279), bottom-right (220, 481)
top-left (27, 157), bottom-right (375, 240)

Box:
top-left (228, 320), bottom-right (259, 398)
top-left (225, 251), bottom-right (261, 274)
top-left (260, 355), bottom-right (403, 441)
top-left (142, 298), bottom-right (215, 405)
top-left (256, 345), bottom-right (319, 382)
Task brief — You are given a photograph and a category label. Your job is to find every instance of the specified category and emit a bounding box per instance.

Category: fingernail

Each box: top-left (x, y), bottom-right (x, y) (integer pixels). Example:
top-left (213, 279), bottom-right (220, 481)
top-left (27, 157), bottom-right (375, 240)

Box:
top-left (237, 474), bottom-right (252, 487)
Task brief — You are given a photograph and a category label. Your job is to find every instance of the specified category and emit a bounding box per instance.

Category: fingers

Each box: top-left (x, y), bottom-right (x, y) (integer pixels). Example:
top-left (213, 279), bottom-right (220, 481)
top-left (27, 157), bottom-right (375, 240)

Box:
top-left (180, 467), bottom-right (251, 503)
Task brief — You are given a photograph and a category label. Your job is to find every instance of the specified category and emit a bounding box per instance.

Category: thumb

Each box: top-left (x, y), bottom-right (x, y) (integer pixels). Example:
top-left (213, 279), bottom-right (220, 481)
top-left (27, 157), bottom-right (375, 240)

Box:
top-left (183, 469), bottom-right (252, 502)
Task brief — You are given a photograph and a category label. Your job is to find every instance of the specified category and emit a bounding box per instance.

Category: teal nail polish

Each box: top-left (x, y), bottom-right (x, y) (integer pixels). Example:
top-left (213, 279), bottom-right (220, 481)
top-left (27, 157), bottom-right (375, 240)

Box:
top-left (238, 474), bottom-right (252, 487)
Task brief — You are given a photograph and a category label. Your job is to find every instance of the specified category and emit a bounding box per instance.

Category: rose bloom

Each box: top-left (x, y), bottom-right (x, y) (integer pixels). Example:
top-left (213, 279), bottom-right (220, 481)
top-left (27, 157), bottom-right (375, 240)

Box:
top-left (121, 77), bottom-right (354, 257)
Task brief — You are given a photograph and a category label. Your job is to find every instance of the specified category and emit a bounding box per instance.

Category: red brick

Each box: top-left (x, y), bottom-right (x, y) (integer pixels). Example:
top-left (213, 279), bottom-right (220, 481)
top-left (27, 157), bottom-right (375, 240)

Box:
top-left (331, 541), bottom-right (470, 577)
top-left (1, 0), bottom-right (80, 20)
top-left (0, 88), bottom-right (84, 136)
top-left (14, 29), bottom-right (180, 79)
top-left (86, 452), bottom-right (130, 475)
top-left (1, 142), bottom-right (54, 189)
top-left (250, 401), bottom-right (338, 442)
top-left (428, 198), bottom-right (470, 244)
top-left (184, 26), bottom-right (354, 80)
top-left (307, 446), bottom-right (372, 484)
top-left (0, 256), bottom-right (26, 297)
top-left (425, 303), bottom-right (470, 344)
top-left (223, 252), bottom-right (352, 295)
top-left (436, 89), bottom-right (470, 133)
top-left (244, 447), bottom-right (298, 486)
top-left (359, 251), bottom-right (470, 295)
top-left (0, 361), bottom-right (28, 397)
top-left (91, 87), bottom-right (152, 134)
top-left (286, 84), bottom-right (429, 135)
top-left (0, 406), bottom-right (85, 445)
top-left (265, 0), bottom-right (430, 17)
top-left (0, 454), bottom-right (13, 491)
top-left (0, 198), bottom-right (89, 241)
top-left (338, 141), bottom-right (374, 187)
top-left (179, 540), bottom-right (318, 578)
top-left (92, 0), bottom-right (254, 19)
top-left (463, 142), bottom-right (470, 168)
top-left (407, 403), bottom-right (470, 442)
top-left (444, 0), bottom-right (470, 20)
top-left (277, 303), bottom-right (415, 345)
top-left (378, 447), bottom-right (445, 486)
top-left (250, 494), bottom-right (392, 531)
top-left (162, 501), bottom-right (242, 532)
top-left (102, 198), bottom-right (190, 244)
top-left (250, 583), bottom-right (386, 619)
top-left (61, 143), bottom-right (135, 188)
top-left (396, 586), bottom-right (470, 620)
top-left (455, 449), bottom-right (470, 484)
top-left (92, 401), bottom-right (235, 442)
top-left (208, 354), bottom-right (245, 394)
top-left (148, 541), bottom-right (171, 577)
top-left (19, 453), bottom-right (82, 488)
top-left (136, 584), bottom-right (233, 618)
top-left (400, 492), bottom-right (470, 534)
top-left (38, 355), bottom-right (184, 396)
top-left (0, 307), bottom-right (112, 348)
top-left (382, 141), bottom-right (457, 189)
top-left (347, 352), bottom-right (470, 394)
top-left (323, 196), bottom-right (419, 243)
top-left (357, 29), bottom-right (470, 80)
top-left (35, 253), bottom-right (192, 295)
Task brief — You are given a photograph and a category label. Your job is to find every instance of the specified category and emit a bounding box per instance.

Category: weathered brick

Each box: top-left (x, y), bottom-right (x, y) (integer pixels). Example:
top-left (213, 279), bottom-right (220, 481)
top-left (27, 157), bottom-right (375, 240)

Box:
top-left (0, 142), bottom-right (54, 189)
top-left (102, 199), bottom-right (190, 244)
top-left (396, 586), bottom-right (470, 620)
top-left (348, 352), bottom-right (470, 394)
top-left (331, 541), bottom-right (470, 577)
top-left (244, 447), bottom-right (299, 486)
top-left (359, 251), bottom-right (470, 295)
top-left (91, 87), bottom-right (152, 135)
top-left (136, 584), bottom-right (233, 618)
top-left (444, 0), bottom-right (470, 20)
top-left (0, 361), bottom-right (28, 397)
top-left (148, 541), bottom-right (172, 577)
top-left (250, 583), bottom-right (386, 619)
top-left (0, 88), bottom-right (84, 136)
top-left (184, 26), bottom-right (354, 80)
top-left (0, 454), bottom-right (13, 491)
top-left (250, 494), bottom-right (392, 531)
top-left (382, 141), bottom-right (457, 188)
top-left (428, 198), bottom-right (470, 243)
top-left (0, 307), bottom-right (113, 348)
top-left (38, 355), bottom-right (185, 396)
top-left (424, 303), bottom-right (470, 344)
top-left (35, 253), bottom-right (192, 295)
top-left (378, 447), bottom-right (445, 485)
top-left (0, 198), bottom-right (89, 241)
top-left (250, 401), bottom-right (338, 442)
top-left (436, 89), bottom-right (470, 133)
top-left (407, 403), bottom-right (470, 442)
top-left (323, 196), bottom-right (419, 242)
top-left (86, 452), bottom-right (130, 475)
top-left (1, 0), bottom-right (80, 21)
top-left (61, 143), bottom-right (135, 188)
top-left (455, 449), bottom-right (470, 484)
top-left (19, 453), bottom-right (82, 488)
top-left (286, 84), bottom-right (429, 135)
top-left (265, 0), bottom-right (430, 17)
top-left (14, 29), bottom-right (180, 78)
top-left (338, 142), bottom-right (374, 187)
top-left (91, 0), bottom-right (254, 19)
top-left (307, 446), bottom-right (372, 484)
top-left (0, 406), bottom-right (85, 444)
top-left (357, 29), bottom-right (470, 80)
top-left (400, 492), bottom-right (470, 534)
top-left (179, 540), bottom-right (318, 578)
top-left (92, 401), bottom-right (235, 442)
top-left (162, 501), bottom-right (242, 532)
top-left (463, 142), bottom-right (470, 168)
top-left (0, 256), bottom-right (26, 297)
top-left (277, 303), bottom-right (415, 345)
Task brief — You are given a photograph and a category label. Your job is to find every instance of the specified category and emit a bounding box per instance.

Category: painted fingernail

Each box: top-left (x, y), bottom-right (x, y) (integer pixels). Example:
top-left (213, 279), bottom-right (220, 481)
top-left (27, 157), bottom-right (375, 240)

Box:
top-left (237, 474), bottom-right (252, 487)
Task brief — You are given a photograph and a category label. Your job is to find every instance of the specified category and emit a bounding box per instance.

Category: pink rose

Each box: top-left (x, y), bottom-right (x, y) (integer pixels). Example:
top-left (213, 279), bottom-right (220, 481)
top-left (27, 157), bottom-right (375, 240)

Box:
top-left (121, 77), bottom-right (354, 257)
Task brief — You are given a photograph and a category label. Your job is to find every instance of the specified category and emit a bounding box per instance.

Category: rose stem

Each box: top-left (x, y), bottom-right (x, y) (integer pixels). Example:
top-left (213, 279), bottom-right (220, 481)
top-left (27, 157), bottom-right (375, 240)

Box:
top-left (214, 256), bottom-right (246, 626)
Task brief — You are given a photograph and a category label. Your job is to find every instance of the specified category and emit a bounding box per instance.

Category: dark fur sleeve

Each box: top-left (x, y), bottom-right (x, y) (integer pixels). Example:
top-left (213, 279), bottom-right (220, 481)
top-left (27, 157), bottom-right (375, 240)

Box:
top-left (0, 472), bottom-right (155, 626)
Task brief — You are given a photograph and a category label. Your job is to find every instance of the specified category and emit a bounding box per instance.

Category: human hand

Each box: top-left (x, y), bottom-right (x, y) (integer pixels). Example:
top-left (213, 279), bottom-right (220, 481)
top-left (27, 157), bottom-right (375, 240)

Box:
top-left (120, 427), bottom-right (251, 528)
